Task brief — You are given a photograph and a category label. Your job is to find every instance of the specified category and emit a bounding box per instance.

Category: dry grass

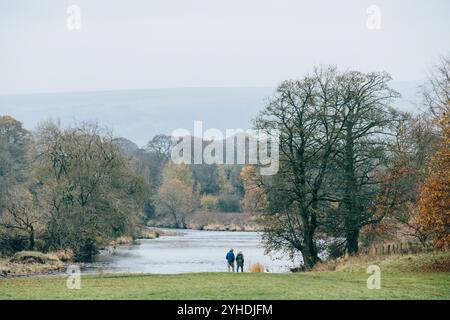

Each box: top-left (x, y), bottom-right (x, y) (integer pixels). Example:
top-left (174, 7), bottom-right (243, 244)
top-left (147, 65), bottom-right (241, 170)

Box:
top-left (0, 251), bottom-right (65, 277)
top-left (147, 212), bottom-right (263, 231)
top-left (249, 262), bottom-right (265, 273)
top-left (312, 250), bottom-right (450, 273)
top-left (188, 212), bottom-right (263, 231)
top-left (136, 227), bottom-right (179, 239)
top-left (114, 236), bottom-right (134, 245)
top-left (50, 250), bottom-right (74, 262)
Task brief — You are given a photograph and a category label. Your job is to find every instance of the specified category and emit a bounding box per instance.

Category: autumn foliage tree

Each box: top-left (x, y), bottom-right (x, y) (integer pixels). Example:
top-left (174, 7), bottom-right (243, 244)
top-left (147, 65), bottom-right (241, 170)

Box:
top-left (155, 163), bottom-right (194, 228)
top-left (416, 56), bottom-right (450, 250)
top-left (417, 114), bottom-right (450, 249)
top-left (240, 165), bottom-right (267, 214)
top-left (365, 112), bottom-right (439, 246)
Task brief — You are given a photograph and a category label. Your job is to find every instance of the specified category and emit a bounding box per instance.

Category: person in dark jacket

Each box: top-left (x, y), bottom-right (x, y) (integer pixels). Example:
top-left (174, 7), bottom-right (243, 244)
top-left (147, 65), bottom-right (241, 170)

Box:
top-left (236, 251), bottom-right (244, 272)
top-left (226, 249), bottom-right (235, 272)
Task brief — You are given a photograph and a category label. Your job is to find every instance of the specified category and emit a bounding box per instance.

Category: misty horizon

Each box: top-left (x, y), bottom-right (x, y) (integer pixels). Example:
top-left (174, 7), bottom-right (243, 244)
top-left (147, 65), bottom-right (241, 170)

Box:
top-left (0, 80), bottom-right (423, 147)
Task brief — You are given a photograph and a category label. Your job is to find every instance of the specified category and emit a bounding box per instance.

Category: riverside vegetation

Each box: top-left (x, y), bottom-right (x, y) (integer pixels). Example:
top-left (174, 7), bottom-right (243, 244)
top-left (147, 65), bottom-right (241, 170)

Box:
top-left (0, 58), bottom-right (449, 290)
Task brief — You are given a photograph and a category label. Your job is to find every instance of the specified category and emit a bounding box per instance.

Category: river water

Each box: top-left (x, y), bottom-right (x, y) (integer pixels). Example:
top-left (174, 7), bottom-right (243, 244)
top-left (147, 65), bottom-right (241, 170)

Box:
top-left (85, 229), bottom-right (299, 274)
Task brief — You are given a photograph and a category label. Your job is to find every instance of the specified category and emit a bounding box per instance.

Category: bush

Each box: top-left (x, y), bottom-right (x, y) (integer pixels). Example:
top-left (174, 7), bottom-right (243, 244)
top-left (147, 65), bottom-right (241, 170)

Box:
top-left (200, 195), bottom-right (219, 211)
top-left (73, 240), bottom-right (98, 262)
top-left (327, 242), bottom-right (346, 260)
top-left (249, 262), bottom-right (265, 273)
top-left (51, 250), bottom-right (74, 262)
top-left (0, 234), bottom-right (29, 256)
top-left (217, 195), bottom-right (241, 212)
top-left (10, 251), bottom-right (58, 264)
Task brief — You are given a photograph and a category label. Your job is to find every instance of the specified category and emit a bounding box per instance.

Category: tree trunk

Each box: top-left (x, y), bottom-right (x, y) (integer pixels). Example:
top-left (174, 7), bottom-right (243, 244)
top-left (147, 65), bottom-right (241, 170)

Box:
top-left (303, 238), bottom-right (320, 269)
top-left (180, 216), bottom-right (187, 229)
top-left (28, 225), bottom-right (35, 250)
top-left (301, 210), bottom-right (320, 269)
top-left (343, 123), bottom-right (361, 255)
top-left (346, 228), bottom-right (359, 254)
top-left (171, 209), bottom-right (180, 228)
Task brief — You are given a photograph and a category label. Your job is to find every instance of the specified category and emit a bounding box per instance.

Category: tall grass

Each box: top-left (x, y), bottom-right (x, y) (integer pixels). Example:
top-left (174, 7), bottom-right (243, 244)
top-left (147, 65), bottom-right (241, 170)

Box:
top-left (249, 262), bottom-right (265, 272)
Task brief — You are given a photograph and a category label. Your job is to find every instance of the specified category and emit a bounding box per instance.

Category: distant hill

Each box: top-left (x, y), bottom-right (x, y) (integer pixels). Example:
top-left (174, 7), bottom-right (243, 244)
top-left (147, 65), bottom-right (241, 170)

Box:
top-left (113, 137), bottom-right (140, 156)
top-left (0, 83), bottom-right (423, 147)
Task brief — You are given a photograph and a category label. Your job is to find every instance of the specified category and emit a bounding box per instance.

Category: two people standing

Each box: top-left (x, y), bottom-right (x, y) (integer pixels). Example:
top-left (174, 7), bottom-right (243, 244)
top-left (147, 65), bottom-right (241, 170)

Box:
top-left (226, 248), bottom-right (245, 272)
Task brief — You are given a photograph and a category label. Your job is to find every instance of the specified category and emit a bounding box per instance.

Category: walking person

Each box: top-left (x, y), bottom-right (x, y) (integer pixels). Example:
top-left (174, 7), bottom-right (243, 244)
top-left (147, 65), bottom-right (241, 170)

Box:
top-left (226, 248), bottom-right (235, 272)
top-left (236, 251), bottom-right (244, 272)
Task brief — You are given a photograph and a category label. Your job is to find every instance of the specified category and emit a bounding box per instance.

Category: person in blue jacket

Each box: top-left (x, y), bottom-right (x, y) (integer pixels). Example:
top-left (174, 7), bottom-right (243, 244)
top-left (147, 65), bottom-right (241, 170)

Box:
top-left (226, 248), bottom-right (235, 272)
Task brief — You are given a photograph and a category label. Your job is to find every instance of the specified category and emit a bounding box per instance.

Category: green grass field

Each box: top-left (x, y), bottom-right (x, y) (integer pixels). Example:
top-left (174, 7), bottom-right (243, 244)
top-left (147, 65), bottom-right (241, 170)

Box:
top-left (1, 252), bottom-right (449, 300)
top-left (1, 271), bottom-right (449, 300)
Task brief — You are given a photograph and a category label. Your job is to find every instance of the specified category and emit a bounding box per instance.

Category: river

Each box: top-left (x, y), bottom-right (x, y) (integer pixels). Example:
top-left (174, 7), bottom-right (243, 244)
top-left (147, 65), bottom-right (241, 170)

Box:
top-left (85, 229), bottom-right (299, 274)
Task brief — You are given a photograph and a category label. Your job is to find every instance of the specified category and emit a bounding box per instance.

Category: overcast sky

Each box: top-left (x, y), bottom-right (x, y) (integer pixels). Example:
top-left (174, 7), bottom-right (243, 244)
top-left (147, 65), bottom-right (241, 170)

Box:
top-left (0, 0), bottom-right (449, 95)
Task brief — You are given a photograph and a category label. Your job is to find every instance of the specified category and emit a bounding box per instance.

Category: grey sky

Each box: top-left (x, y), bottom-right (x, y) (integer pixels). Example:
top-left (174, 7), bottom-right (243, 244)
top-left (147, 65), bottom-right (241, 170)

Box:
top-left (0, 0), bottom-right (449, 95)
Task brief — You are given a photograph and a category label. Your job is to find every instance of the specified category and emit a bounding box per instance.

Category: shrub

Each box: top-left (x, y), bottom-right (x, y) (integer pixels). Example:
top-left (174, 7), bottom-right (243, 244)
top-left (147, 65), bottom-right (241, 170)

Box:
top-left (327, 242), bottom-right (345, 259)
top-left (51, 250), bottom-right (74, 262)
top-left (10, 251), bottom-right (58, 264)
top-left (217, 195), bottom-right (241, 212)
top-left (0, 234), bottom-right (28, 256)
top-left (249, 262), bottom-right (265, 273)
top-left (200, 195), bottom-right (219, 211)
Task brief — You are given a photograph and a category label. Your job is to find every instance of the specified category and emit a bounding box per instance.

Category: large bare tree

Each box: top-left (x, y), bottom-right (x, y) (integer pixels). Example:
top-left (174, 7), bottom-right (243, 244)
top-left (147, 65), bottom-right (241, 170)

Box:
top-left (255, 66), bottom-right (346, 268)
top-left (255, 67), bottom-right (401, 267)
top-left (331, 71), bottom-right (400, 254)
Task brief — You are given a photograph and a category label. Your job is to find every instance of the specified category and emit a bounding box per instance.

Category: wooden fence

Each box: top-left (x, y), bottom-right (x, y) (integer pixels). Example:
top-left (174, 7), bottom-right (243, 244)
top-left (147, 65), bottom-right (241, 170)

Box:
top-left (360, 241), bottom-right (433, 256)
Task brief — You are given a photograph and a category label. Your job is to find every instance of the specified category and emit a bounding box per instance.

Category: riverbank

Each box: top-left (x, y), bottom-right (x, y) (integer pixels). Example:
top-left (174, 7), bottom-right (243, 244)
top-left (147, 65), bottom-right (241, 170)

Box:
top-left (0, 251), bottom-right (67, 278)
top-left (0, 227), bottom-right (177, 277)
top-left (1, 252), bottom-right (449, 299)
top-left (112, 227), bottom-right (180, 246)
top-left (147, 212), bottom-right (264, 232)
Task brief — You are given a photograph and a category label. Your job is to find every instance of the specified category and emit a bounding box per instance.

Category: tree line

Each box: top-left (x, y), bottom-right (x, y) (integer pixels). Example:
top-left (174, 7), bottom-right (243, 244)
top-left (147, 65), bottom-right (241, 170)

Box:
top-left (0, 122), bottom-right (252, 260)
top-left (1, 57), bottom-right (448, 266)
top-left (0, 121), bottom-right (149, 261)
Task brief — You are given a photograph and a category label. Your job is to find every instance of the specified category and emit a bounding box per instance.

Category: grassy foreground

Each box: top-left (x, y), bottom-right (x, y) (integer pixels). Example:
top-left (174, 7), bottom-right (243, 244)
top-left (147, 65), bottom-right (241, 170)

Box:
top-left (0, 272), bottom-right (449, 300)
top-left (1, 252), bottom-right (449, 300)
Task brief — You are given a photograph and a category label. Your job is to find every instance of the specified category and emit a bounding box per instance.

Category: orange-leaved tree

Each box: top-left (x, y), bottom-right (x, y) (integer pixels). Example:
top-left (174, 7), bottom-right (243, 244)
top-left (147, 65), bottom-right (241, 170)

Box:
top-left (240, 165), bottom-right (267, 214)
top-left (417, 114), bottom-right (450, 249)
